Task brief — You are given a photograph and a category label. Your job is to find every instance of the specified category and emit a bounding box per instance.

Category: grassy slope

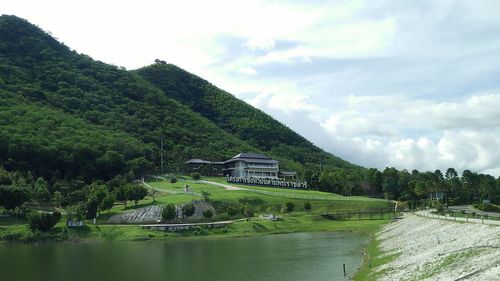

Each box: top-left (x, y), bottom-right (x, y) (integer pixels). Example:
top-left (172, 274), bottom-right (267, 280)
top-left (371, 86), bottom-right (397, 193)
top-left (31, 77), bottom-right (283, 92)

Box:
top-left (1, 178), bottom-right (391, 243)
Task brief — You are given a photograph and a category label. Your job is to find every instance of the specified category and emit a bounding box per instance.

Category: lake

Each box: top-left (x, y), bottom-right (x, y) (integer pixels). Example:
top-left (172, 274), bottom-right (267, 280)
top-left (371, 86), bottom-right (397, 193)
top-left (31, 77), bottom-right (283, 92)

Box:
top-left (0, 232), bottom-right (368, 281)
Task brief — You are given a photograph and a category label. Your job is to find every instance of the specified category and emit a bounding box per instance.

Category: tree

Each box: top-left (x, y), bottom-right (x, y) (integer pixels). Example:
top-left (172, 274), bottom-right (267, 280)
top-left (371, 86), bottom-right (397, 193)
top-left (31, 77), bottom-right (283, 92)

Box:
top-left (52, 191), bottom-right (62, 207)
top-left (284, 202), bottom-right (295, 213)
top-left (227, 206), bottom-right (239, 216)
top-left (367, 168), bottom-right (383, 196)
top-left (128, 185), bottom-right (148, 206)
top-left (191, 172), bottom-right (201, 180)
top-left (242, 203), bottom-right (254, 218)
top-left (303, 201), bottom-right (312, 212)
top-left (115, 185), bottom-right (129, 208)
top-left (0, 186), bottom-right (30, 214)
top-left (203, 209), bottom-right (213, 219)
top-left (445, 168), bottom-right (458, 180)
top-left (100, 195), bottom-right (115, 213)
top-left (85, 196), bottom-right (99, 219)
top-left (34, 177), bottom-right (50, 203)
top-left (182, 203), bottom-right (195, 217)
top-left (382, 167), bottom-right (400, 200)
top-left (28, 211), bottom-right (61, 232)
top-left (162, 204), bottom-right (176, 220)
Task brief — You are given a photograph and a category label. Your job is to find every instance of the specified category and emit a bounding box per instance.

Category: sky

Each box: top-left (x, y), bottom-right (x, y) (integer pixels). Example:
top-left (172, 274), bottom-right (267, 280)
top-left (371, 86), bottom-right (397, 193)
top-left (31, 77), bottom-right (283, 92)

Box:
top-left (3, 0), bottom-right (500, 176)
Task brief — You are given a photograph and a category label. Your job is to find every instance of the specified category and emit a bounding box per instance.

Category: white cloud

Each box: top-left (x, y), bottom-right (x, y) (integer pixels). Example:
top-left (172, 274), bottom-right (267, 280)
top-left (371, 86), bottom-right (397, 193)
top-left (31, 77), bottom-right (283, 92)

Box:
top-left (237, 67), bottom-right (258, 76)
top-left (243, 37), bottom-right (275, 51)
top-left (316, 93), bottom-right (500, 176)
top-left (4, 0), bottom-right (500, 176)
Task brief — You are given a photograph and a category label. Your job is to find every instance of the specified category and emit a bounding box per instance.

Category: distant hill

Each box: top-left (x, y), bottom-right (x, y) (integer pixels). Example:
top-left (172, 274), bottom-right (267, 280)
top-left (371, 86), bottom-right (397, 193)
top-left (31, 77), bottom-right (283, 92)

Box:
top-left (136, 63), bottom-right (359, 172)
top-left (0, 15), bottom-right (362, 183)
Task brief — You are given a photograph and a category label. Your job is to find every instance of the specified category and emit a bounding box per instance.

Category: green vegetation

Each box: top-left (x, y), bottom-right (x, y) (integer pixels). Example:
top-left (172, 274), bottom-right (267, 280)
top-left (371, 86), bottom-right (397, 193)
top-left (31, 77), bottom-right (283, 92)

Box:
top-left (162, 204), bottom-right (176, 220)
top-left (354, 236), bottom-right (401, 281)
top-left (474, 202), bottom-right (499, 212)
top-left (182, 203), bottom-right (195, 217)
top-left (1, 178), bottom-right (392, 243)
top-left (27, 211), bottom-right (61, 231)
top-left (409, 249), bottom-right (480, 281)
top-left (284, 202), bottom-right (295, 213)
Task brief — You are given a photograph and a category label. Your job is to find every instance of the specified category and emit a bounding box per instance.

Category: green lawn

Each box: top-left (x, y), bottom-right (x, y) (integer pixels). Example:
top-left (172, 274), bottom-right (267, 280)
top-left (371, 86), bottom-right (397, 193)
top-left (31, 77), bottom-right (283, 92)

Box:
top-left (1, 177), bottom-right (392, 243)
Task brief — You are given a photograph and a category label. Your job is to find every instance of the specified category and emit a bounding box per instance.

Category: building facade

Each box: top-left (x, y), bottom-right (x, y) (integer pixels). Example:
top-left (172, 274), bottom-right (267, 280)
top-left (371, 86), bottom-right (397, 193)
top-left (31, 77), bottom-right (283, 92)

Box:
top-left (223, 153), bottom-right (279, 178)
top-left (185, 153), bottom-right (297, 180)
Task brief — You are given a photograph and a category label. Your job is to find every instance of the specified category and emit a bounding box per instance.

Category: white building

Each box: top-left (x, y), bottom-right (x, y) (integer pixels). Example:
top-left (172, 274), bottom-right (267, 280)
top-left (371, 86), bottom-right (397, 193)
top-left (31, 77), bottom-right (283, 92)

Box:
top-left (224, 153), bottom-right (279, 179)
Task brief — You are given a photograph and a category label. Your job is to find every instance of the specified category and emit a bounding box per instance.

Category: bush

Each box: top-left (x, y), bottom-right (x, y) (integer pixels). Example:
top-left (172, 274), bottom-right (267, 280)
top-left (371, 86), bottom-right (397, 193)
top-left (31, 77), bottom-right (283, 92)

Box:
top-left (303, 201), bottom-right (312, 212)
top-left (203, 209), bottom-right (213, 219)
top-left (475, 203), bottom-right (499, 212)
top-left (436, 202), bottom-right (445, 213)
top-left (243, 203), bottom-right (254, 218)
top-left (182, 203), bottom-right (195, 217)
top-left (28, 211), bottom-right (61, 232)
top-left (201, 191), bottom-right (211, 201)
top-left (170, 178), bottom-right (177, 184)
top-left (190, 173), bottom-right (201, 180)
top-left (227, 206), bottom-right (239, 216)
top-left (285, 202), bottom-right (295, 213)
top-left (162, 204), bottom-right (176, 220)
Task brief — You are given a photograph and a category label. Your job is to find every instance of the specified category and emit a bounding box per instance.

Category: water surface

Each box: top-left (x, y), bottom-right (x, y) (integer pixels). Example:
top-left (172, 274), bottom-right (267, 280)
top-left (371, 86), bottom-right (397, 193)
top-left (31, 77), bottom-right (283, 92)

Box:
top-left (0, 232), bottom-right (367, 281)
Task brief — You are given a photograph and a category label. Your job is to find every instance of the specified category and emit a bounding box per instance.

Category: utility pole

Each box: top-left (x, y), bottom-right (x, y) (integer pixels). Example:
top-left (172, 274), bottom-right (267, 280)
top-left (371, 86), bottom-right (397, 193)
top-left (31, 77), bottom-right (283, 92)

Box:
top-left (160, 134), bottom-right (164, 174)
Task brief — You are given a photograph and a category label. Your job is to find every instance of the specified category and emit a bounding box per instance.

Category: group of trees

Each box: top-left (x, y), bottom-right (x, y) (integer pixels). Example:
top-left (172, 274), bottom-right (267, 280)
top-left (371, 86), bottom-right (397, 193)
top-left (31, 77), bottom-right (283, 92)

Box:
top-left (304, 166), bottom-right (499, 206)
top-left (0, 166), bottom-right (148, 225)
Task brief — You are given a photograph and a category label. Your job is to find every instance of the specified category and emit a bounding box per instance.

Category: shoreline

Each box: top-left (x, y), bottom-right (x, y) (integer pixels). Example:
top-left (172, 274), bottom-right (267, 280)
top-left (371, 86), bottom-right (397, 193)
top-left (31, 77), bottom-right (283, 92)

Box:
top-left (356, 213), bottom-right (500, 281)
top-left (0, 213), bottom-right (389, 244)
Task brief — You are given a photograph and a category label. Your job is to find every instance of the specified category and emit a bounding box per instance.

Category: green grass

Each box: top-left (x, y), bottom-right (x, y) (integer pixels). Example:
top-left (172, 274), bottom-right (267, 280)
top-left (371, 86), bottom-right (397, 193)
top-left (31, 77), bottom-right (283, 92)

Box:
top-left (353, 235), bottom-right (401, 281)
top-left (409, 249), bottom-right (480, 281)
top-left (1, 177), bottom-right (392, 243)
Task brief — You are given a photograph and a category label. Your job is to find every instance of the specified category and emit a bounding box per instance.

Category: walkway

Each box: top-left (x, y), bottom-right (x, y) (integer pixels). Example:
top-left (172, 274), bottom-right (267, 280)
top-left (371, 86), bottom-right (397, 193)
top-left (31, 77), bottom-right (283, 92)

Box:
top-left (415, 210), bottom-right (500, 226)
top-left (198, 180), bottom-right (248, 191)
top-left (141, 220), bottom-right (233, 232)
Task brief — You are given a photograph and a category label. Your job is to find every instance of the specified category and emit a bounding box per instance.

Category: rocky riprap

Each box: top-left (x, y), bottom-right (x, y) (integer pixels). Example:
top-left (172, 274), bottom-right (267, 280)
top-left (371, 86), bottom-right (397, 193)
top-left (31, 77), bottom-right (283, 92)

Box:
top-left (107, 200), bottom-right (216, 224)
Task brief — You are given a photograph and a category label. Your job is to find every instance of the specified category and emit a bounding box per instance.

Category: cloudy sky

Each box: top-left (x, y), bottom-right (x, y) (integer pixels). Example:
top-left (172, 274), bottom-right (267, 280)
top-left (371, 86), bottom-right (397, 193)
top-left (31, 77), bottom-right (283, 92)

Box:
top-left (4, 0), bottom-right (500, 176)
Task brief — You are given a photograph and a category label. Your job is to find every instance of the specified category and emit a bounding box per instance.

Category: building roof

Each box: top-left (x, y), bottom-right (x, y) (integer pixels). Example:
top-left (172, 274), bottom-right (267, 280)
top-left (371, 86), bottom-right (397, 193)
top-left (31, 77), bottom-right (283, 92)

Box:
top-left (225, 153), bottom-right (278, 164)
top-left (279, 171), bottom-right (297, 176)
top-left (232, 153), bottom-right (272, 160)
top-left (185, 158), bottom-right (211, 164)
top-left (185, 159), bottom-right (224, 165)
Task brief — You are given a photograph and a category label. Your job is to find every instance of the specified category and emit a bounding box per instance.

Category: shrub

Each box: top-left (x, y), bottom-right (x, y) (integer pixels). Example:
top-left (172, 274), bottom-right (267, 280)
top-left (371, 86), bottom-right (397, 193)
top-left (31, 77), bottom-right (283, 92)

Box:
top-left (436, 202), bottom-right (445, 213)
top-left (182, 203), bottom-right (195, 217)
top-left (28, 211), bottom-right (61, 232)
top-left (285, 202), bottom-right (295, 213)
top-left (170, 178), bottom-right (177, 184)
top-left (475, 203), bottom-right (499, 212)
top-left (203, 209), bottom-right (213, 219)
top-left (162, 204), bottom-right (176, 220)
top-left (243, 203), bottom-right (254, 218)
top-left (227, 206), bottom-right (239, 216)
top-left (190, 173), bottom-right (201, 180)
top-left (303, 201), bottom-right (312, 212)
top-left (201, 191), bottom-right (211, 201)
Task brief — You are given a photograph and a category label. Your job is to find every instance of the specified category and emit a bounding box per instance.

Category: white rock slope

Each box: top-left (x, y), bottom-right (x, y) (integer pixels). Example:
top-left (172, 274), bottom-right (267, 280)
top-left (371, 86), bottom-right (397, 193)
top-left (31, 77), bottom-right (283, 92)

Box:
top-left (376, 214), bottom-right (500, 281)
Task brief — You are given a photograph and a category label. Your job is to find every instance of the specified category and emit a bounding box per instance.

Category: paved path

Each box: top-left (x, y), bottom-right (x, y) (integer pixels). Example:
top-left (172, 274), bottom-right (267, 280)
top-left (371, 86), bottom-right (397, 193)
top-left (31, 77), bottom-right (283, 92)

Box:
top-left (415, 210), bottom-right (500, 226)
top-left (448, 205), bottom-right (500, 218)
top-left (198, 180), bottom-right (248, 191)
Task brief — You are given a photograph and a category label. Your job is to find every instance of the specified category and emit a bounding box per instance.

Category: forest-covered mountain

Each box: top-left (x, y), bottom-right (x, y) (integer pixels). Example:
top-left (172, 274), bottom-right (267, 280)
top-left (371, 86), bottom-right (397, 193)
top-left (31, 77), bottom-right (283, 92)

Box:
top-left (0, 15), bottom-right (361, 184)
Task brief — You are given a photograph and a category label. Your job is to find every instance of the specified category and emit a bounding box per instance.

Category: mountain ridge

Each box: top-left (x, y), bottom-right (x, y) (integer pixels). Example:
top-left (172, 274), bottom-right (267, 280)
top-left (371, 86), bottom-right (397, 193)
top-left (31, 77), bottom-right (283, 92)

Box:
top-left (0, 15), bottom-right (363, 184)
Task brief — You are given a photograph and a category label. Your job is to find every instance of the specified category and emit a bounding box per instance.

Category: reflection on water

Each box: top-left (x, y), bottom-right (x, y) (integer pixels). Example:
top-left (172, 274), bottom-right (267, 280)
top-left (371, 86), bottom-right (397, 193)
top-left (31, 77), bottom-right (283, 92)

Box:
top-left (0, 232), bottom-right (368, 281)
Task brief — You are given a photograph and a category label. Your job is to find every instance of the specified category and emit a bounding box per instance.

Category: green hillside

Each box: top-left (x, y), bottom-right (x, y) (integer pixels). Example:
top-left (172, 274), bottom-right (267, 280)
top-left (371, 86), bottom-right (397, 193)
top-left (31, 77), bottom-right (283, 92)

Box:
top-left (0, 15), bottom-right (361, 184)
top-left (136, 63), bottom-right (358, 173)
